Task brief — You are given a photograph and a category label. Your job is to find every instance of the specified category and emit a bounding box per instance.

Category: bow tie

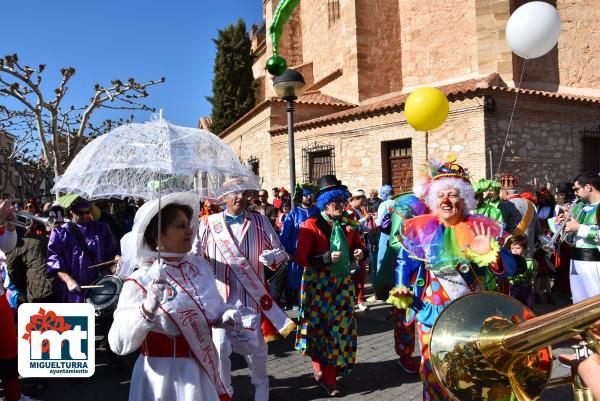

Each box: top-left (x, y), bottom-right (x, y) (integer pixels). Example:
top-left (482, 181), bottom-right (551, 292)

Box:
top-left (225, 214), bottom-right (244, 225)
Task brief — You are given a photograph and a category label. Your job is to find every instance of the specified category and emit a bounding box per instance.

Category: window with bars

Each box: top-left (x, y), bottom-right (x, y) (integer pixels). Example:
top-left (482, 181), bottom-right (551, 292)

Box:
top-left (328, 0), bottom-right (340, 27)
top-left (248, 156), bottom-right (260, 177)
top-left (303, 143), bottom-right (336, 184)
top-left (582, 125), bottom-right (600, 172)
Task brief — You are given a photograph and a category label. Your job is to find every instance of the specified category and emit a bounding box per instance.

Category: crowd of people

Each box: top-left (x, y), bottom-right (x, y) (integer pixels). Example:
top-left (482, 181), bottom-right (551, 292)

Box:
top-left (1, 160), bottom-right (599, 401)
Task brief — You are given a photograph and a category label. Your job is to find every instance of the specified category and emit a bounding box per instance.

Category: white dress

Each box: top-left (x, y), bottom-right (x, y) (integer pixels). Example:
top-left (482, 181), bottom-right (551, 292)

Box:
top-left (108, 254), bottom-right (231, 401)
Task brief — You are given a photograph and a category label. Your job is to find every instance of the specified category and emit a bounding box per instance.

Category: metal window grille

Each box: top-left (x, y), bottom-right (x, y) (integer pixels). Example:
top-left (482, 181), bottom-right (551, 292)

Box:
top-left (581, 125), bottom-right (600, 172)
top-left (303, 143), bottom-right (335, 184)
top-left (248, 156), bottom-right (260, 177)
top-left (328, 0), bottom-right (340, 27)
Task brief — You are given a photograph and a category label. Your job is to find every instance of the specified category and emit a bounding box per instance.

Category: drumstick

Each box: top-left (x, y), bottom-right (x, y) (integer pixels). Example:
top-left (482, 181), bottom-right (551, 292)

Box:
top-left (86, 260), bottom-right (118, 270)
top-left (80, 284), bottom-right (106, 289)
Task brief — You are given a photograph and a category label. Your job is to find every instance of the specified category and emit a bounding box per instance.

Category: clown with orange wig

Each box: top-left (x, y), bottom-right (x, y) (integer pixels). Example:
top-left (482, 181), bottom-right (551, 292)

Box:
top-left (388, 156), bottom-right (525, 401)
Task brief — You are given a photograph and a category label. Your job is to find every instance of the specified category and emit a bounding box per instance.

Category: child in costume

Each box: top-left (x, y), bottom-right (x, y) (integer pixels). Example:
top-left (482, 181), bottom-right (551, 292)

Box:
top-left (506, 235), bottom-right (538, 309)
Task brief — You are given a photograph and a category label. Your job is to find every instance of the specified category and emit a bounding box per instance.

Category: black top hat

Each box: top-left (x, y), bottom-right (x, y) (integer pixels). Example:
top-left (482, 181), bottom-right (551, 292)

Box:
top-left (316, 174), bottom-right (347, 195)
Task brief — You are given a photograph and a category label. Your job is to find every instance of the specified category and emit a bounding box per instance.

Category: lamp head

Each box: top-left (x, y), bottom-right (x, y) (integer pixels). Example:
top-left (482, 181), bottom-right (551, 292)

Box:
top-left (273, 69), bottom-right (306, 100)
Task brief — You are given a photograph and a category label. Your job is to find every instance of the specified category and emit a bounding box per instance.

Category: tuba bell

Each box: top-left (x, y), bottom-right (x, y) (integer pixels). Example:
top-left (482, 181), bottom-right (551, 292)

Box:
top-left (429, 292), bottom-right (600, 401)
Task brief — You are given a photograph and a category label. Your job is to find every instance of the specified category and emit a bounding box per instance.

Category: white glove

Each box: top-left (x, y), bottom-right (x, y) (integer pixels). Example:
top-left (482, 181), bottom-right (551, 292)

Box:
top-left (259, 250), bottom-right (276, 267)
top-left (66, 278), bottom-right (81, 293)
top-left (221, 309), bottom-right (242, 330)
top-left (143, 279), bottom-right (166, 314)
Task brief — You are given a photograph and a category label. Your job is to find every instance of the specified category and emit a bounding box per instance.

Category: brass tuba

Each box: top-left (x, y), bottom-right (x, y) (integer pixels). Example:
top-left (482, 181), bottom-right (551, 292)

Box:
top-left (429, 292), bottom-right (600, 401)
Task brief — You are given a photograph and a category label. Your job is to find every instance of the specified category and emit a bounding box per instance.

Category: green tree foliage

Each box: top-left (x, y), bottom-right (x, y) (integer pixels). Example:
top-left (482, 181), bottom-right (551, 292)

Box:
top-left (208, 19), bottom-right (255, 135)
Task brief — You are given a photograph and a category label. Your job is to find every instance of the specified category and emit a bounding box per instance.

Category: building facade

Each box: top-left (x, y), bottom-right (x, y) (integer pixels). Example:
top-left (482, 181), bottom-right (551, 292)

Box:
top-left (216, 0), bottom-right (600, 194)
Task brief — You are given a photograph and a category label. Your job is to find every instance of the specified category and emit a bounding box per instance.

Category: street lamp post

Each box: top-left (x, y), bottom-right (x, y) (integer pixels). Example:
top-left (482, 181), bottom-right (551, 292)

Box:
top-left (273, 69), bottom-right (306, 209)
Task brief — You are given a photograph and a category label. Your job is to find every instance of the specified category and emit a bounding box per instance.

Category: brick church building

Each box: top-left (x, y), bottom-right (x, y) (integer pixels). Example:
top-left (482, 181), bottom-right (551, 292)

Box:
top-left (213, 0), bottom-right (600, 194)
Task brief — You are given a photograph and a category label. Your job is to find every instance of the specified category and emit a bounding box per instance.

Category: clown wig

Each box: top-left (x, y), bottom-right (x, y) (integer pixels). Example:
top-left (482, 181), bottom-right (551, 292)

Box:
top-left (424, 177), bottom-right (477, 215)
top-left (316, 188), bottom-right (351, 211)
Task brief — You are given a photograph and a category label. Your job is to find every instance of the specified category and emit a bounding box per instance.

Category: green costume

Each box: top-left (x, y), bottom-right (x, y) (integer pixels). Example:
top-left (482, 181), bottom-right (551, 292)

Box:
top-left (509, 258), bottom-right (538, 285)
top-left (475, 198), bottom-right (503, 222)
top-left (473, 179), bottom-right (503, 222)
top-left (551, 200), bottom-right (600, 303)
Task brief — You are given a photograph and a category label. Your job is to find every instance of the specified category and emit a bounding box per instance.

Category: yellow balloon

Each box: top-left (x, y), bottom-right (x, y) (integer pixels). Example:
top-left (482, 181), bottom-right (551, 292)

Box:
top-left (405, 87), bottom-right (449, 131)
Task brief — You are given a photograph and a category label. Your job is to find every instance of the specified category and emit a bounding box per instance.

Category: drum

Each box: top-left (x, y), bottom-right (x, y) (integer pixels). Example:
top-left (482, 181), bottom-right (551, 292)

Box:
top-left (85, 275), bottom-right (122, 318)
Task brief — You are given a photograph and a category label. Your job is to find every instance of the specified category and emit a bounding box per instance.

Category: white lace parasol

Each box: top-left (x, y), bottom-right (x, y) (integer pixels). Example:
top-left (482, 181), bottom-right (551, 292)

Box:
top-left (51, 115), bottom-right (260, 200)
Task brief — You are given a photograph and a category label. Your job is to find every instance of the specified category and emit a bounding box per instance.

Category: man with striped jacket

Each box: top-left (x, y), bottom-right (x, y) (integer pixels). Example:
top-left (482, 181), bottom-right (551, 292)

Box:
top-left (193, 183), bottom-right (292, 401)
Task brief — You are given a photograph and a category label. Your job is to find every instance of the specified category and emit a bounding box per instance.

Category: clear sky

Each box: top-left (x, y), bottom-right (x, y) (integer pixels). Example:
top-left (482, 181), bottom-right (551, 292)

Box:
top-left (0, 0), bottom-right (263, 128)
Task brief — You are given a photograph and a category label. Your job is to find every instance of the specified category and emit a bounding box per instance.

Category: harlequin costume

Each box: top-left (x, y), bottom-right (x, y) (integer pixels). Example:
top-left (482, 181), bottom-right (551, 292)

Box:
top-left (388, 158), bottom-right (521, 401)
top-left (294, 175), bottom-right (366, 396)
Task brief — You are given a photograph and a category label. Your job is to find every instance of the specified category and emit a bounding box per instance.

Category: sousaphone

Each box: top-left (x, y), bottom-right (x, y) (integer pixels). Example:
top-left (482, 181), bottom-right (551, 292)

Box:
top-left (430, 292), bottom-right (600, 401)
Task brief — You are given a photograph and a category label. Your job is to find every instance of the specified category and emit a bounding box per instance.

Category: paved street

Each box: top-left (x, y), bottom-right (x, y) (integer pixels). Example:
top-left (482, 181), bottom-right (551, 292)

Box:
top-left (25, 288), bottom-right (577, 401)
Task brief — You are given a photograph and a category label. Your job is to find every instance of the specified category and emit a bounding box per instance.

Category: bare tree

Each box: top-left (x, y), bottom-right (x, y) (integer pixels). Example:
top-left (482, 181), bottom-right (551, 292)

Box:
top-left (0, 53), bottom-right (165, 186)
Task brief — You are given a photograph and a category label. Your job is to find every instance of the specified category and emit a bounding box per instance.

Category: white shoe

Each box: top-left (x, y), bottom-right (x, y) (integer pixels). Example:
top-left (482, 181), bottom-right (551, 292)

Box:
top-left (357, 303), bottom-right (368, 311)
top-left (254, 382), bottom-right (269, 401)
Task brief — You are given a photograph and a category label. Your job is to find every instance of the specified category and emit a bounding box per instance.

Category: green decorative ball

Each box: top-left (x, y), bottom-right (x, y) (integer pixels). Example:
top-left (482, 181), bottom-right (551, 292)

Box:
top-left (266, 55), bottom-right (287, 76)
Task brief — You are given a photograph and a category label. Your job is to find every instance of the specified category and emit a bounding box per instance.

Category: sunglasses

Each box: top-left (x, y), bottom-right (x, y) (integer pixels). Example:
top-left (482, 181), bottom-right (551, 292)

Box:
top-left (73, 209), bottom-right (92, 216)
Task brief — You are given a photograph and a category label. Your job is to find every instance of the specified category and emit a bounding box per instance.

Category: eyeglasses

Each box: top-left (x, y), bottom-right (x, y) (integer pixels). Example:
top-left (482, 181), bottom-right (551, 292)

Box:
top-left (73, 209), bottom-right (92, 216)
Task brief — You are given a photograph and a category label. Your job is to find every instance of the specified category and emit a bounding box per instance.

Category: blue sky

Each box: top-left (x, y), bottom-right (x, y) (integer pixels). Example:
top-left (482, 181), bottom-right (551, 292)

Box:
top-left (0, 0), bottom-right (263, 128)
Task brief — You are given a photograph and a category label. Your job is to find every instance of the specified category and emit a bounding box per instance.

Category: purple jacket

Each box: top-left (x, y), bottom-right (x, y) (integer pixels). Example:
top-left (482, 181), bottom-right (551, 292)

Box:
top-left (47, 221), bottom-right (118, 303)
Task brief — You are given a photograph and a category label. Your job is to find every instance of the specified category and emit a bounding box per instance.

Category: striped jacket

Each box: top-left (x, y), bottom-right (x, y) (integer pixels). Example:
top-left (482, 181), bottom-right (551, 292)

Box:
top-left (193, 211), bottom-right (287, 312)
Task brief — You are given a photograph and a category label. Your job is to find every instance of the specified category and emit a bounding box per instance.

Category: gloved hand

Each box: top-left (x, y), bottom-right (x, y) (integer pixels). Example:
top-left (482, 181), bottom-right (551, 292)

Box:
top-left (65, 277), bottom-right (81, 293)
top-left (221, 309), bottom-right (242, 330)
top-left (259, 250), bottom-right (276, 267)
top-left (143, 279), bottom-right (166, 315)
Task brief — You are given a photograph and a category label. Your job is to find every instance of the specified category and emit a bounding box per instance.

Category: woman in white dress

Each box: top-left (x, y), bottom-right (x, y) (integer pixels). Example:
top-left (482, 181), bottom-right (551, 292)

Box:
top-left (109, 192), bottom-right (240, 401)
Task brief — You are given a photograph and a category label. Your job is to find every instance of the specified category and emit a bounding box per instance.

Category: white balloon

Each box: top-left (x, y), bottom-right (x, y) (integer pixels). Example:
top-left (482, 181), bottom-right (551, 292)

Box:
top-left (506, 1), bottom-right (561, 59)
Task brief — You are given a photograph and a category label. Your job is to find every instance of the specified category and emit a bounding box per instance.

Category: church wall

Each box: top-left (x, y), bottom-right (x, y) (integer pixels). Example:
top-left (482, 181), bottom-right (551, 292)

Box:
top-left (399, 0), bottom-right (479, 88)
top-left (554, 0), bottom-right (600, 92)
top-left (298, 0), bottom-right (360, 104)
top-left (355, 0), bottom-right (403, 101)
top-left (475, 0), bottom-right (514, 81)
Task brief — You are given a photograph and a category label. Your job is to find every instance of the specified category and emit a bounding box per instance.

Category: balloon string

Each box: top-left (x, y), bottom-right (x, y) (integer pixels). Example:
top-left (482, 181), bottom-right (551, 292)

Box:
top-left (496, 58), bottom-right (527, 175)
